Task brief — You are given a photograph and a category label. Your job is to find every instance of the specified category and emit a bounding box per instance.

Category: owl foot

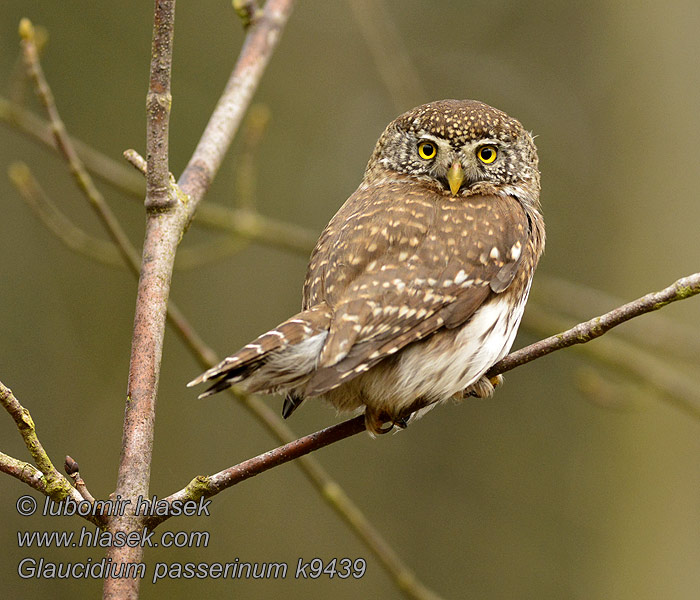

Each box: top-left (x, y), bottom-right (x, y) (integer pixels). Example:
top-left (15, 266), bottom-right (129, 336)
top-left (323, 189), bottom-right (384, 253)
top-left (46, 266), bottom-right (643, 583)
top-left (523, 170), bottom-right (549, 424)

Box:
top-left (364, 410), bottom-right (397, 436)
top-left (462, 374), bottom-right (504, 399)
top-left (393, 416), bottom-right (411, 429)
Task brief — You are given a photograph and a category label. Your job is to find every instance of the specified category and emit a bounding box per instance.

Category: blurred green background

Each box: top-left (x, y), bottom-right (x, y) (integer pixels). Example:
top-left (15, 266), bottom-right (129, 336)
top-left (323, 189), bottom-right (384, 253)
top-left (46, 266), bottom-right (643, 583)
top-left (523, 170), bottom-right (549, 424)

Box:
top-left (1, 1), bottom-right (699, 599)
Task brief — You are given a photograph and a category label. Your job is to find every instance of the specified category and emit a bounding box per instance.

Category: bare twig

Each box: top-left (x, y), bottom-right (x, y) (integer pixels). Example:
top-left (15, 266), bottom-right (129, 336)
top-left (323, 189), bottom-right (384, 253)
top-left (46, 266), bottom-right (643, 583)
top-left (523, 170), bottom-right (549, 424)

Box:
top-left (178, 0), bottom-right (295, 213)
top-left (530, 274), bottom-right (700, 366)
top-left (8, 162), bottom-right (122, 267)
top-left (145, 411), bottom-right (442, 600)
top-left (63, 455), bottom-right (105, 523)
top-left (488, 271), bottom-right (700, 379)
top-left (19, 19), bottom-right (142, 276)
top-left (8, 26), bottom-right (47, 107)
top-left (0, 96), bottom-right (146, 196)
top-left (234, 103), bottom-right (271, 209)
top-left (9, 161), bottom-right (249, 270)
top-left (0, 381), bottom-right (105, 528)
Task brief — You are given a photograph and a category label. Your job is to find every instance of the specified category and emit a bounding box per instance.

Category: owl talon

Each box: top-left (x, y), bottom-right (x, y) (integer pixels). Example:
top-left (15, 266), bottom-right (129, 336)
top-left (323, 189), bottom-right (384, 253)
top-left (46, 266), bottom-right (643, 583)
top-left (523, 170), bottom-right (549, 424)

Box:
top-left (364, 410), bottom-right (394, 435)
top-left (393, 416), bottom-right (411, 429)
top-left (462, 374), bottom-right (504, 399)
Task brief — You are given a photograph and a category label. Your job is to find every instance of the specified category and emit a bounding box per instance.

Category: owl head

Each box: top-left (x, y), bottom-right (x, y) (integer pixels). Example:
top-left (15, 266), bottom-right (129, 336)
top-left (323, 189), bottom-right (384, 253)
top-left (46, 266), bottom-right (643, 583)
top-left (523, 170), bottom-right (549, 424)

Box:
top-left (365, 99), bottom-right (539, 202)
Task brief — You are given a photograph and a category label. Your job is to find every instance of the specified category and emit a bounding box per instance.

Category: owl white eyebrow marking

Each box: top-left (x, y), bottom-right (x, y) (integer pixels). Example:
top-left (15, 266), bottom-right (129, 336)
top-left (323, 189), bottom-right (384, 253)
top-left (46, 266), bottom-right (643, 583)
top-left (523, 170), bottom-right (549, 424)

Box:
top-left (416, 133), bottom-right (443, 144)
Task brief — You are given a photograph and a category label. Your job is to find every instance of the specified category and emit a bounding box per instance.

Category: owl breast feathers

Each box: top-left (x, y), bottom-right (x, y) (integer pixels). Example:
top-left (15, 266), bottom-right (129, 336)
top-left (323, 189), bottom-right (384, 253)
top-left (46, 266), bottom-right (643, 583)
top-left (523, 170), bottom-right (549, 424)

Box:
top-left (188, 99), bottom-right (545, 435)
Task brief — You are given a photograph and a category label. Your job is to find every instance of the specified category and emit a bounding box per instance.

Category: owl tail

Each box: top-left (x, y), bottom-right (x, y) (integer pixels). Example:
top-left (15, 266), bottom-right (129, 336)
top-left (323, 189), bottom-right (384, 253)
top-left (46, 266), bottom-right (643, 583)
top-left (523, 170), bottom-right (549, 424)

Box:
top-left (187, 304), bottom-right (331, 400)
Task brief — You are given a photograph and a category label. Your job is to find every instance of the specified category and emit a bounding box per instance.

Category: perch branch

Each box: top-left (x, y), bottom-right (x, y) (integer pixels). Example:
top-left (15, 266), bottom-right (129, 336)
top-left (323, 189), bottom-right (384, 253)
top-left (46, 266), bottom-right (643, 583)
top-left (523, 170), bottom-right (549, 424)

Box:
top-left (488, 271), bottom-right (700, 379)
top-left (146, 416), bottom-right (366, 527)
top-left (146, 412), bottom-right (443, 600)
top-left (138, 275), bottom-right (700, 598)
top-left (150, 271), bottom-right (700, 520)
top-left (530, 274), bottom-right (700, 366)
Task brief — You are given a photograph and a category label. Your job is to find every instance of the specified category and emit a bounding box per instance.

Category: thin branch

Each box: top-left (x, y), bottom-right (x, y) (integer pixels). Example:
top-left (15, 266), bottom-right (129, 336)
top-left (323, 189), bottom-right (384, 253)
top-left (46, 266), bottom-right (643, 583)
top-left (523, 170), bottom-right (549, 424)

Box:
top-left (1, 97), bottom-right (319, 256)
top-left (146, 416), bottom-right (365, 527)
top-left (9, 162), bottom-right (123, 267)
top-left (0, 96), bottom-right (147, 197)
top-left (0, 381), bottom-right (105, 527)
top-left (146, 411), bottom-right (443, 600)
top-left (233, 103), bottom-right (271, 210)
top-left (530, 274), bottom-right (700, 367)
top-left (178, 0), bottom-right (296, 212)
top-left (197, 203), bottom-right (319, 254)
top-left (18, 19), bottom-right (142, 276)
top-left (10, 161), bottom-right (249, 272)
top-left (488, 271), bottom-right (700, 379)
top-left (63, 456), bottom-right (106, 526)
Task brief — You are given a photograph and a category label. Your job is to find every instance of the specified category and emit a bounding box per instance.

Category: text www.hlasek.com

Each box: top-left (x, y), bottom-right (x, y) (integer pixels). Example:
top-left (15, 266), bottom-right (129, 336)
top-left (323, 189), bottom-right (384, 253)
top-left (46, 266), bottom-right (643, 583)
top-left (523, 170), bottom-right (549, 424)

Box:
top-left (18, 526), bottom-right (208, 549)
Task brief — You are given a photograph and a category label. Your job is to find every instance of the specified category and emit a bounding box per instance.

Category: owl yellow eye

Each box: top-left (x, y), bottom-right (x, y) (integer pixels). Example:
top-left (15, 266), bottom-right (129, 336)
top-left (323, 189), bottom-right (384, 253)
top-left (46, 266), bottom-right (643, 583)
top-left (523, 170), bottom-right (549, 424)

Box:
top-left (417, 141), bottom-right (437, 160)
top-left (477, 145), bottom-right (498, 164)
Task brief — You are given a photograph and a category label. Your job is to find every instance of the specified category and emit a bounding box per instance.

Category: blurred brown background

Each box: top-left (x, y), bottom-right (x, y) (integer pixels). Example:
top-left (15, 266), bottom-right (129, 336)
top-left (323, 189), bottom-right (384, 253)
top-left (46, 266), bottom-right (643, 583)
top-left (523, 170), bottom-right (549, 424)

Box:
top-left (1, 1), bottom-right (699, 599)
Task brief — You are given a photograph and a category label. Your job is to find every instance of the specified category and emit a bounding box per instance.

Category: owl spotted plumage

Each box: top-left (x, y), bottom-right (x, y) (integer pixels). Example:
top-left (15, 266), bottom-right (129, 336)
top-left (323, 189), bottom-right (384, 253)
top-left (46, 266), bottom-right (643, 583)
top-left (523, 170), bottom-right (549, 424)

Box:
top-left (188, 99), bottom-right (545, 435)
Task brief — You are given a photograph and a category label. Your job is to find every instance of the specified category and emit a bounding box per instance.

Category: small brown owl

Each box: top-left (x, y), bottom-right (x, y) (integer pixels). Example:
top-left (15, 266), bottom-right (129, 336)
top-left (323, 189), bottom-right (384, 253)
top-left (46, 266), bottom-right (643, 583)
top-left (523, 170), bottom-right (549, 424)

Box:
top-left (188, 99), bottom-right (545, 435)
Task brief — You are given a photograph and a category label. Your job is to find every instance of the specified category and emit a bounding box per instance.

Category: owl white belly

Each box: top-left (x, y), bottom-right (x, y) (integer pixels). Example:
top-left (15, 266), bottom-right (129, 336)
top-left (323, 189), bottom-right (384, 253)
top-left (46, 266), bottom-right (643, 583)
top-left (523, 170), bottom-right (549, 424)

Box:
top-left (328, 291), bottom-right (529, 419)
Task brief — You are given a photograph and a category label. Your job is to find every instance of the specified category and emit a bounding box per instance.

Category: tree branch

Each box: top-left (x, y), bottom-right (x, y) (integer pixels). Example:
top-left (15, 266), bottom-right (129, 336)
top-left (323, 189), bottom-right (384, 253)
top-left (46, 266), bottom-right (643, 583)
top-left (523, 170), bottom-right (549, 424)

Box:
top-left (178, 0), bottom-right (295, 211)
top-left (488, 271), bottom-right (700, 380)
top-left (0, 381), bottom-right (105, 527)
top-left (149, 271), bottom-right (700, 522)
top-left (520, 301), bottom-right (700, 418)
top-left (18, 19), bottom-right (142, 277)
top-left (103, 1), bottom-right (179, 597)
top-left (1, 96), bottom-right (319, 256)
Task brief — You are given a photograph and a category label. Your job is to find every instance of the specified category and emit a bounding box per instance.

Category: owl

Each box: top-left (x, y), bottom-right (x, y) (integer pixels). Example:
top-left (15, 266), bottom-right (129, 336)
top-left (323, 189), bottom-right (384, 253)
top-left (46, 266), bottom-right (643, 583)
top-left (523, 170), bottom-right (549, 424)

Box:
top-left (188, 99), bottom-right (545, 435)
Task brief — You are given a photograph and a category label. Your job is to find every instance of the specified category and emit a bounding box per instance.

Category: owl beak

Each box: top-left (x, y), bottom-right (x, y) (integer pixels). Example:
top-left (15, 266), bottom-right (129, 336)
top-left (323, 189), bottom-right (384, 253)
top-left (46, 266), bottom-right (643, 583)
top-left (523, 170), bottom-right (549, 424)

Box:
top-left (447, 161), bottom-right (465, 195)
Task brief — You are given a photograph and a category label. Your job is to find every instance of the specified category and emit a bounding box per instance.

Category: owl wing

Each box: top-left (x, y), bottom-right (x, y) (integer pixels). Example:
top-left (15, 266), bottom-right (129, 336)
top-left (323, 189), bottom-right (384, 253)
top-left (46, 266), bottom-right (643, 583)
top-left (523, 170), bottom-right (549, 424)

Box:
top-left (303, 183), bottom-right (530, 396)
